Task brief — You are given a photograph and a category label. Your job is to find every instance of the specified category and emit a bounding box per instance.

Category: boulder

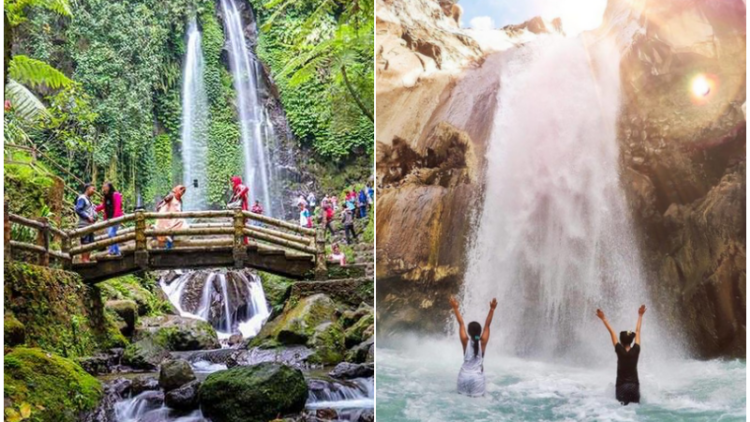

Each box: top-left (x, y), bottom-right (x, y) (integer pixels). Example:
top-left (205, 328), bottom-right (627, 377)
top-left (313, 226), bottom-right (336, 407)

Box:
top-left (227, 345), bottom-right (314, 368)
top-left (107, 300), bottom-right (138, 336)
top-left (122, 337), bottom-right (171, 370)
top-left (137, 315), bottom-right (220, 351)
top-left (345, 336), bottom-right (374, 364)
top-left (4, 314), bottom-right (25, 347)
top-left (316, 408), bottom-right (338, 420)
top-left (199, 363), bottom-right (308, 422)
top-left (344, 314), bottom-right (374, 348)
top-left (159, 359), bottom-right (196, 392)
top-left (165, 380), bottom-right (200, 411)
top-left (131, 375), bottom-right (160, 395)
top-left (308, 322), bottom-right (346, 365)
top-left (359, 409), bottom-right (375, 422)
top-left (76, 348), bottom-right (123, 375)
top-left (254, 294), bottom-right (337, 346)
top-left (340, 303), bottom-right (373, 328)
top-left (328, 362), bottom-right (374, 380)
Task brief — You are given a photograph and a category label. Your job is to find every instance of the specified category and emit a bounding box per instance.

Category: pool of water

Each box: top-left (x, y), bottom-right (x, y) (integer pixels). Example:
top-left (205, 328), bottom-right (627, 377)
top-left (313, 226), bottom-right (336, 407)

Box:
top-left (376, 338), bottom-right (746, 422)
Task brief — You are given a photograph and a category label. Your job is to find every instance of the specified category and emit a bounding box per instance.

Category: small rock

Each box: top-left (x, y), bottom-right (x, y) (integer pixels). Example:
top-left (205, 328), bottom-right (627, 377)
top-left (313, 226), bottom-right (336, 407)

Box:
top-left (358, 409), bottom-right (374, 422)
top-left (329, 362), bottom-right (374, 379)
top-left (107, 300), bottom-right (138, 336)
top-left (159, 359), bottom-right (196, 392)
top-left (316, 408), bottom-right (338, 420)
top-left (165, 380), bottom-right (201, 410)
top-left (131, 375), bottom-right (160, 395)
top-left (228, 334), bottom-right (244, 347)
top-left (4, 314), bottom-right (25, 347)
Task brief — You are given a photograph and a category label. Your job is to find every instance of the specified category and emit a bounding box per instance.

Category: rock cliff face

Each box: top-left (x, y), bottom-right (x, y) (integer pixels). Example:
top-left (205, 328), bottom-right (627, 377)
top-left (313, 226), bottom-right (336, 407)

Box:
top-left (605, 0), bottom-right (746, 357)
top-left (376, 0), bottom-right (745, 357)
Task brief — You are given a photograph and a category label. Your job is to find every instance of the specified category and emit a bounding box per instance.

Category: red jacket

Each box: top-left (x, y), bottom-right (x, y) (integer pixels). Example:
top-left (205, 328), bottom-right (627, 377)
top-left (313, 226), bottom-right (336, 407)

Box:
top-left (96, 192), bottom-right (123, 220)
top-left (231, 176), bottom-right (250, 211)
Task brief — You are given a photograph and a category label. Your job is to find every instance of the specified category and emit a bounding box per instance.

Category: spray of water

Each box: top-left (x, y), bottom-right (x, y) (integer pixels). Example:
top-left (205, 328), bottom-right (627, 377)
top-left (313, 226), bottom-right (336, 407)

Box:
top-left (220, 0), bottom-right (277, 216)
top-left (180, 18), bottom-right (209, 211)
top-left (461, 34), bottom-right (677, 364)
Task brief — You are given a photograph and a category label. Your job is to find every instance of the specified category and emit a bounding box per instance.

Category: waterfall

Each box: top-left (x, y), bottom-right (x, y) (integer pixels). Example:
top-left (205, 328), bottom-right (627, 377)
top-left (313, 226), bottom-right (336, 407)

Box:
top-left (220, 0), bottom-right (277, 217)
top-left (180, 19), bottom-right (209, 211)
top-left (114, 390), bottom-right (206, 422)
top-left (159, 271), bottom-right (271, 339)
top-left (462, 34), bottom-right (676, 364)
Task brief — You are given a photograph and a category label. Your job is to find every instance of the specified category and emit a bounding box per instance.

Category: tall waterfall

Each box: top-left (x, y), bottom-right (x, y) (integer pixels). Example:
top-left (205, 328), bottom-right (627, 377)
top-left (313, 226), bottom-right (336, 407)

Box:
top-left (462, 35), bottom-right (676, 364)
top-left (180, 19), bottom-right (209, 211)
top-left (220, 0), bottom-right (277, 217)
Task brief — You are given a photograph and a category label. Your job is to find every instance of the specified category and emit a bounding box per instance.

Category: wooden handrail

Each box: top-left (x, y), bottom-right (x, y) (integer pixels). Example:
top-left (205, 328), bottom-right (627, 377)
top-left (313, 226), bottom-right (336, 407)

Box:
top-left (242, 227), bottom-right (316, 254)
top-left (142, 210), bottom-right (234, 219)
top-left (69, 232), bottom-right (137, 255)
top-left (242, 210), bottom-right (316, 236)
top-left (67, 214), bottom-right (135, 238)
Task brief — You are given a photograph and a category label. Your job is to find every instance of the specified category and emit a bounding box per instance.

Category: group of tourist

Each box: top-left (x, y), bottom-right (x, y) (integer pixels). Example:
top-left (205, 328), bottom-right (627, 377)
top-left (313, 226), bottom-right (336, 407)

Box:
top-left (74, 177), bottom-right (373, 265)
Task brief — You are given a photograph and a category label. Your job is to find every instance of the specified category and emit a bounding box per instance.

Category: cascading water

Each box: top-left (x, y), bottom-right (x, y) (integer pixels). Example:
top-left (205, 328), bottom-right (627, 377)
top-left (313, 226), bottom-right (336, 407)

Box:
top-left (377, 33), bottom-right (745, 422)
top-left (220, 0), bottom-right (277, 216)
top-left (159, 270), bottom-right (270, 339)
top-left (461, 34), bottom-right (674, 364)
top-left (180, 19), bottom-right (209, 211)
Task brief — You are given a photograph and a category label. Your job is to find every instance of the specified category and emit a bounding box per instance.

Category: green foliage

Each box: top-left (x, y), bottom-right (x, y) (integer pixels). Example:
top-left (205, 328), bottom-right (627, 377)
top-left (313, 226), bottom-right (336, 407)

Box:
top-left (99, 274), bottom-right (173, 317)
top-left (8, 55), bottom-right (73, 90)
top-left (4, 348), bottom-right (102, 422)
top-left (5, 79), bottom-right (50, 122)
top-left (5, 0), bottom-right (72, 26)
top-left (250, 0), bottom-right (374, 160)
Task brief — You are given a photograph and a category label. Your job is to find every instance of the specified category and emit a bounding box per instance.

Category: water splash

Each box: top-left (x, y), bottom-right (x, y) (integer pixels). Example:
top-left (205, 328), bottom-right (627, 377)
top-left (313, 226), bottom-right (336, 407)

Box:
top-left (461, 34), bottom-right (677, 364)
top-left (220, 0), bottom-right (277, 217)
top-left (180, 18), bottom-right (209, 211)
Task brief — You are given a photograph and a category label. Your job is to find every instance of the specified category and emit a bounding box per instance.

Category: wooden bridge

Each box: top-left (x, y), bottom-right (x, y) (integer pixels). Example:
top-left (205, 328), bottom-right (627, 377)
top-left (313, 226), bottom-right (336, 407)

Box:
top-left (5, 205), bottom-right (330, 283)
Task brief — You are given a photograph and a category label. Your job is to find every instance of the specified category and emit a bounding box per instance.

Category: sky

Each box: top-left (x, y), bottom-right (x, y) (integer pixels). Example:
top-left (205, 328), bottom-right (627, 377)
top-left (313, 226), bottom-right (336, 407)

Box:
top-left (459, 0), bottom-right (608, 35)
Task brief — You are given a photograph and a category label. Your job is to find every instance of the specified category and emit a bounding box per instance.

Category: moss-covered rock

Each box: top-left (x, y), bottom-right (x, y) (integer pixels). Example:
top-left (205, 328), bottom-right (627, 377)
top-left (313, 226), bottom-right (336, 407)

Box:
top-left (107, 300), bottom-right (138, 336)
top-left (4, 348), bottom-right (103, 422)
top-left (199, 363), bottom-right (308, 422)
top-left (4, 313), bottom-right (26, 347)
top-left (252, 294), bottom-right (337, 347)
top-left (159, 359), bottom-right (196, 391)
top-left (122, 337), bottom-right (171, 370)
top-left (340, 303), bottom-right (373, 328)
top-left (137, 315), bottom-right (220, 351)
top-left (308, 322), bottom-right (346, 365)
top-left (345, 336), bottom-right (374, 364)
top-left (260, 272), bottom-right (294, 315)
top-left (344, 313), bottom-right (375, 348)
top-left (99, 274), bottom-right (173, 316)
top-left (4, 262), bottom-right (127, 358)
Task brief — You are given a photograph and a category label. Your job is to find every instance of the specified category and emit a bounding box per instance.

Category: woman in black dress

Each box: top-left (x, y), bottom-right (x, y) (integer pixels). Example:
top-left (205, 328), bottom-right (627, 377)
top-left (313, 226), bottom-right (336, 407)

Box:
top-left (596, 305), bottom-right (647, 405)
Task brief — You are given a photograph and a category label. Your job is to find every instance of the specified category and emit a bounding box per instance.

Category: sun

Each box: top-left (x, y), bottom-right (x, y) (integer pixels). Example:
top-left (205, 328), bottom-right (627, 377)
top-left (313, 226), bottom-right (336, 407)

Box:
top-left (691, 75), bottom-right (711, 98)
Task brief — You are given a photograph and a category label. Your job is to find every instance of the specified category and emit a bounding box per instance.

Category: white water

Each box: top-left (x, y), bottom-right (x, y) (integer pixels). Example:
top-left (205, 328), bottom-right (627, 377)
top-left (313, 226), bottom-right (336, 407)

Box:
top-left (377, 339), bottom-right (746, 422)
top-left (159, 271), bottom-right (270, 339)
top-left (462, 34), bottom-right (676, 363)
top-left (376, 34), bottom-right (745, 420)
top-left (115, 391), bottom-right (206, 422)
top-left (220, 0), bottom-right (276, 216)
top-left (180, 19), bottom-right (209, 211)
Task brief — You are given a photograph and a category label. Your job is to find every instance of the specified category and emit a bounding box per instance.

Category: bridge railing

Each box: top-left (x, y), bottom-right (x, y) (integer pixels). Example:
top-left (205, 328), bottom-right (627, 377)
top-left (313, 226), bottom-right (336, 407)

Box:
top-left (5, 203), bottom-right (327, 279)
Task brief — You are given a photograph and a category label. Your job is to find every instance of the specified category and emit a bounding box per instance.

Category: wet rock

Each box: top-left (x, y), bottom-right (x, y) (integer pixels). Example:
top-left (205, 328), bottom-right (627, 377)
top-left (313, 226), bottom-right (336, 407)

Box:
top-left (344, 314), bottom-right (374, 348)
top-left (122, 337), bottom-right (171, 370)
top-left (226, 345), bottom-right (314, 368)
top-left (328, 362), bottom-right (374, 379)
top-left (199, 362), bottom-right (308, 422)
top-left (130, 375), bottom-right (160, 395)
top-left (159, 358), bottom-right (196, 392)
top-left (346, 336), bottom-right (374, 364)
top-left (227, 334), bottom-right (243, 347)
top-left (165, 379), bottom-right (200, 411)
top-left (82, 378), bottom-right (130, 422)
top-left (340, 303), bottom-right (373, 328)
top-left (77, 348), bottom-right (123, 375)
top-left (358, 409), bottom-right (374, 422)
top-left (315, 408), bottom-right (338, 420)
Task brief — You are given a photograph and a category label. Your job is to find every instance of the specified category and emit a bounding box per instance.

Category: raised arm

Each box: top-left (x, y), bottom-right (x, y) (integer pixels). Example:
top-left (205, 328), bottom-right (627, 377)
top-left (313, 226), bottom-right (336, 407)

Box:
top-left (449, 296), bottom-right (468, 352)
top-left (480, 298), bottom-right (497, 353)
top-left (635, 305), bottom-right (646, 345)
top-left (596, 309), bottom-right (618, 347)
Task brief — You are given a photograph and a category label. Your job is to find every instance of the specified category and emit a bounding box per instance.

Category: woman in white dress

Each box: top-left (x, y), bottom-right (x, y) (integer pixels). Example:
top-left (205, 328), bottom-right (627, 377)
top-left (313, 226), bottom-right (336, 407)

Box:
top-left (449, 295), bottom-right (497, 397)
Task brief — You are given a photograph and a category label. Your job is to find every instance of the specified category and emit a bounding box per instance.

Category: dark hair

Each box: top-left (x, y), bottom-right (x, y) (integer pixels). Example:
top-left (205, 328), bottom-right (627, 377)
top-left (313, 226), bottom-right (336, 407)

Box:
top-left (620, 331), bottom-right (636, 346)
top-left (103, 182), bottom-right (115, 219)
top-left (468, 321), bottom-right (482, 358)
top-left (82, 183), bottom-right (93, 194)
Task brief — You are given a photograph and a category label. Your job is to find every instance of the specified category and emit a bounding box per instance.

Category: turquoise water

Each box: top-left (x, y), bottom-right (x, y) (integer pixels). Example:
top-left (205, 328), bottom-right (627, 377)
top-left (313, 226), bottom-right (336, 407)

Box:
top-left (376, 338), bottom-right (746, 422)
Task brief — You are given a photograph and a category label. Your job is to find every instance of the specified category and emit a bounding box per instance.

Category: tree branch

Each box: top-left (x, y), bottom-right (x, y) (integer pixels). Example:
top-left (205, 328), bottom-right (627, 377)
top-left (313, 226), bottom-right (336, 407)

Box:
top-left (340, 64), bottom-right (373, 122)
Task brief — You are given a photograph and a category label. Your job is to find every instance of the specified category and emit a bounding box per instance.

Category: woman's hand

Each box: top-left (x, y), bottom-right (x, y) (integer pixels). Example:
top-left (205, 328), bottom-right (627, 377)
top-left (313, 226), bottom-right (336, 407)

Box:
top-left (638, 305), bottom-right (646, 315)
top-left (596, 308), bottom-right (606, 320)
top-left (490, 298), bottom-right (498, 310)
top-left (449, 295), bottom-right (459, 309)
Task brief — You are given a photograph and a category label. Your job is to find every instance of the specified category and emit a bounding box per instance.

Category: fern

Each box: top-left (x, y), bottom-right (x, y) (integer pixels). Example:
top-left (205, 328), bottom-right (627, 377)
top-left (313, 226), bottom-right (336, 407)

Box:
top-left (8, 55), bottom-right (73, 90)
top-left (5, 79), bottom-right (51, 122)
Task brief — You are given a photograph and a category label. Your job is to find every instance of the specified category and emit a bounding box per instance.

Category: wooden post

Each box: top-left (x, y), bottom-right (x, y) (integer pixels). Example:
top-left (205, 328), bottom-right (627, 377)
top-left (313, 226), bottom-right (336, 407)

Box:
top-left (314, 226), bottom-right (327, 280)
top-left (134, 210), bottom-right (148, 268)
top-left (61, 231), bottom-right (72, 270)
top-left (36, 217), bottom-right (50, 266)
top-left (4, 201), bottom-right (11, 262)
top-left (233, 208), bottom-right (246, 269)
